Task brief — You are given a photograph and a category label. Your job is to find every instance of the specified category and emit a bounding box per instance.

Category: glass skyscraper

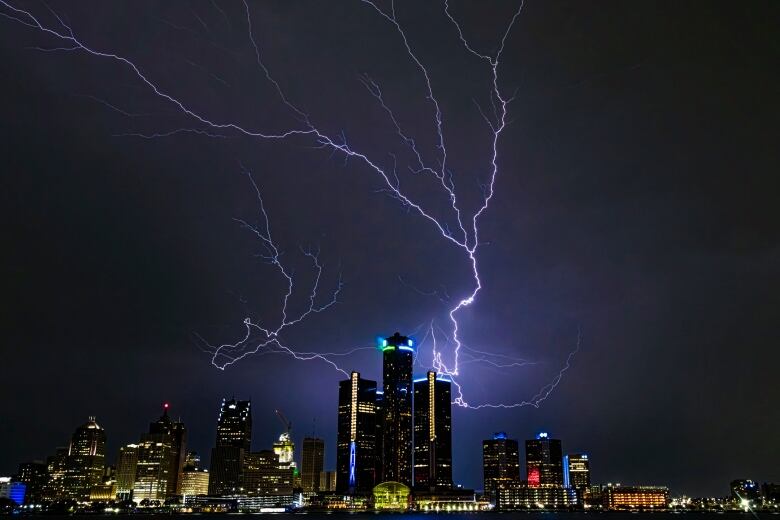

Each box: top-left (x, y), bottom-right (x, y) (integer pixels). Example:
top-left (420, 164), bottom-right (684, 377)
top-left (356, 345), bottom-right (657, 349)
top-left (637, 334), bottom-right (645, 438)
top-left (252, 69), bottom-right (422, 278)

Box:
top-left (482, 432), bottom-right (520, 499)
top-left (525, 432), bottom-right (564, 487)
top-left (209, 398), bottom-right (252, 496)
top-left (413, 370), bottom-right (452, 491)
top-left (336, 371), bottom-right (378, 494)
top-left (380, 332), bottom-right (414, 486)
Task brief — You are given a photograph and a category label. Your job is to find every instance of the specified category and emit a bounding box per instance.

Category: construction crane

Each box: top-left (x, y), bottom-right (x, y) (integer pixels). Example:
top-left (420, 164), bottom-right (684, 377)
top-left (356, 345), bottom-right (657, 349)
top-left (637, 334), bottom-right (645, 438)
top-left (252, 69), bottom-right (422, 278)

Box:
top-left (275, 409), bottom-right (292, 435)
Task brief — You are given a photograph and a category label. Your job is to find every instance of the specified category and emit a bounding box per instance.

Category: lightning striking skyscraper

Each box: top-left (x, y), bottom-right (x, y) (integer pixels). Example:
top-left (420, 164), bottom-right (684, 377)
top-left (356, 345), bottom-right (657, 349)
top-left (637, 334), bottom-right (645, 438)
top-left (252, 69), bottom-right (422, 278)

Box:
top-left (0, 0), bottom-right (580, 409)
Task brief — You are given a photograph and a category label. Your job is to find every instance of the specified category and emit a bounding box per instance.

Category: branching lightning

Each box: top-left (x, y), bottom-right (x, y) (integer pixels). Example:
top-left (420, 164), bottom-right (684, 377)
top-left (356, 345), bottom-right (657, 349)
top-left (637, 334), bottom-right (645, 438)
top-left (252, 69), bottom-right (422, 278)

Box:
top-left (1, 0), bottom-right (580, 409)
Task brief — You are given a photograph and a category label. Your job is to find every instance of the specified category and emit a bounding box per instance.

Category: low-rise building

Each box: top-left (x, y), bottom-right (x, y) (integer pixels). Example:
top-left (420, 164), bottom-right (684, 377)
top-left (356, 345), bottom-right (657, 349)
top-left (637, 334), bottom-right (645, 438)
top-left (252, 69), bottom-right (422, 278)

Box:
top-left (603, 485), bottom-right (669, 509)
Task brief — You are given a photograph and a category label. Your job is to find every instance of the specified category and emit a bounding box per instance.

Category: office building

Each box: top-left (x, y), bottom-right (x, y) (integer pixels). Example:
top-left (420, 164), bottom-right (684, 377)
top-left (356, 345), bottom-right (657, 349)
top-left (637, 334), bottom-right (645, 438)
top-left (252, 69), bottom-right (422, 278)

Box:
top-left (336, 371), bottom-right (379, 494)
top-left (180, 469), bottom-right (210, 497)
top-left (525, 432), bottom-right (563, 487)
top-left (63, 416), bottom-right (107, 501)
top-left (482, 432), bottom-right (520, 498)
top-left (15, 462), bottom-right (47, 504)
top-left (147, 403), bottom-right (187, 496)
top-left (209, 398), bottom-right (252, 496)
top-left (319, 470), bottom-right (337, 492)
top-left (42, 447), bottom-right (68, 501)
top-left (243, 450), bottom-right (293, 496)
top-left (133, 441), bottom-right (172, 502)
top-left (115, 444), bottom-right (139, 501)
top-left (131, 405), bottom-right (187, 502)
top-left (564, 453), bottom-right (590, 494)
top-left (413, 371), bottom-right (453, 491)
top-left (301, 437), bottom-right (324, 492)
top-left (380, 332), bottom-right (414, 486)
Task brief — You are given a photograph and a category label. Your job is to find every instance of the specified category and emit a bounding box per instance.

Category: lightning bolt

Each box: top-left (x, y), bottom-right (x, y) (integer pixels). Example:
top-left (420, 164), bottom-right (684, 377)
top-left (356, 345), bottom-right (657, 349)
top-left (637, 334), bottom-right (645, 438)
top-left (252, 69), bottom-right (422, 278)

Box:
top-left (198, 165), bottom-right (347, 375)
top-left (1, 0), bottom-right (580, 408)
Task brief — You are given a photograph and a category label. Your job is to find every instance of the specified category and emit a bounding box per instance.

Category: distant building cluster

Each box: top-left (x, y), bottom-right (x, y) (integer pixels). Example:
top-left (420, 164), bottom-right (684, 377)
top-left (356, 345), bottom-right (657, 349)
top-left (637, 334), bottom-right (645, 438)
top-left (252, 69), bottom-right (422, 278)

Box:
top-left (3, 332), bottom-right (778, 513)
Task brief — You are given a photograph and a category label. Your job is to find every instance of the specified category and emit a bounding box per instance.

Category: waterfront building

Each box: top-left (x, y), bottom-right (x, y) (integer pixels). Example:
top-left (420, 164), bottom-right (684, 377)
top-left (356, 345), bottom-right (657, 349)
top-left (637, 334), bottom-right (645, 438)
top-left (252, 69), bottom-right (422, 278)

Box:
top-left (373, 480), bottom-right (411, 510)
top-left (380, 332), bottom-right (414, 486)
top-left (731, 479), bottom-right (761, 505)
top-left (89, 481), bottom-right (117, 502)
top-left (301, 437), bottom-right (324, 492)
top-left (494, 482), bottom-right (576, 509)
top-left (180, 469), bottom-right (210, 497)
top-left (63, 416), bottom-right (107, 501)
top-left (603, 485), bottom-right (669, 509)
top-left (525, 432), bottom-right (563, 487)
top-left (482, 432), bottom-right (520, 499)
top-left (209, 398), bottom-right (252, 496)
top-left (0, 477), bottom-right (26, 505)
top-left (336, 371), bottom-right (379, 494)
top-left (413, 371), bottom-right (453, 491)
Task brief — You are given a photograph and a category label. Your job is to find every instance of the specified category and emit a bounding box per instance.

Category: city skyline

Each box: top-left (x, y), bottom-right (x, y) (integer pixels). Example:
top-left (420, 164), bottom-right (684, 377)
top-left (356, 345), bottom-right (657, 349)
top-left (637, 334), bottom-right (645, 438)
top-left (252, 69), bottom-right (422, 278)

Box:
top-left (3, 360), bottom-right (774, 500)
top-left (1, 0), bottom-right (778, 501)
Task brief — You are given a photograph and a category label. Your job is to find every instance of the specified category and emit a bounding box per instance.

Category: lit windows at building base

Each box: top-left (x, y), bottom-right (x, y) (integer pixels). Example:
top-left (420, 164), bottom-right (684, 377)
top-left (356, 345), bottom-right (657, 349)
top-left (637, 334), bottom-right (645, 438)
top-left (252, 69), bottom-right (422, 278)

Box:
top-left (603, 486), bottom-right (669, 509)
top-left (494, 483), bottom-right (577, 510)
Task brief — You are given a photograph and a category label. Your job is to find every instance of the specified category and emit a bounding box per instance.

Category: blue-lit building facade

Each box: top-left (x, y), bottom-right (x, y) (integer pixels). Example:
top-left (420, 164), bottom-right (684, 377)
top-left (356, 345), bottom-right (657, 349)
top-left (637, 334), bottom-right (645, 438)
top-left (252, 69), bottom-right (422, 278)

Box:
top-left (336, 371), bottom-right (379, 494)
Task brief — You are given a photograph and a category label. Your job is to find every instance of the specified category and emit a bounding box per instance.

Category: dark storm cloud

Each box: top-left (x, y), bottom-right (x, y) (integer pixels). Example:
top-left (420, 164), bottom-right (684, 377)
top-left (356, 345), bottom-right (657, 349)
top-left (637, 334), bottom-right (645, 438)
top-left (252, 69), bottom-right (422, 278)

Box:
top-left (0, 0), bottom-right (778, 497)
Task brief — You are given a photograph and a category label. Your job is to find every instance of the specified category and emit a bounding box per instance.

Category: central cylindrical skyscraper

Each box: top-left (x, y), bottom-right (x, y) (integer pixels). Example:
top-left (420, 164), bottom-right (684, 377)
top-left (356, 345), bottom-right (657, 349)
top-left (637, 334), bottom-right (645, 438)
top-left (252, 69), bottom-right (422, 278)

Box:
top-left (380, 332), bottom-right (414, 486)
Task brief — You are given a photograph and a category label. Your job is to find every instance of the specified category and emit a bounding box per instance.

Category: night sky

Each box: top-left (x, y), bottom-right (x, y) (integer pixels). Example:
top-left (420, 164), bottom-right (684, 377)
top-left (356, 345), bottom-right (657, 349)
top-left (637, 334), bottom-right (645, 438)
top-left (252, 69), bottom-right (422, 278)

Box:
top-left (1, 0), bottom-right (778, 498)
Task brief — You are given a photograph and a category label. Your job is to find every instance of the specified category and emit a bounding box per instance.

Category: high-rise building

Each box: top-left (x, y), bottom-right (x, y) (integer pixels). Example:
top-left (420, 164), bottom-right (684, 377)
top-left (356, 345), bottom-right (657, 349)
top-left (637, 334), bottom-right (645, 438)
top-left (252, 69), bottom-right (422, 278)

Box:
top-left (63, 416), bottom-right (107, 501)
top-left (336, 371), bottom-right (379, 494)
top-left (115, 444), bottom-right (139, 501)
top-left (380, 332), bottom-right (414, 486)
top-left (301, 437), bottom-right (325, 492)
top-left (564, 453), bottom-right (590, 493)
top-left (147, 404), bottom-right (187, 496)
top-left (413, 371), bottom-right (452, 491)
top-left (243, 450), bottom-right (294, 496)
top-left (180, 469), bottom-right (210, 497)
top-left (133, 441), bottom-right (172, 502)
top-left (525, 432), bottom-right (563, 487)
top-left (375, 390), bottom-right (384, 482)
top-left (209, 398), bottom-right (252, 496)
top-left (319, 471), bottom-right (337, 492)
top-left (130, 405), bottom-right (187, 502)
top-left (482, 432), bottom-right (520, 499)
top-left (42, 447), bottom-right (68, 501)
top-left (15, 462), bottom-right (47, 504)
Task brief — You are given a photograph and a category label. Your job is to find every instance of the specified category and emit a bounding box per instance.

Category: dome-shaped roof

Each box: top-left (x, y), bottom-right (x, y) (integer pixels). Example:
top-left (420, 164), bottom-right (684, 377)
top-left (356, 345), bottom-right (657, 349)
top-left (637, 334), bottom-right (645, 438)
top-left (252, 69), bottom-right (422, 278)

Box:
top-left (82, 415), bottom-right (103, 430)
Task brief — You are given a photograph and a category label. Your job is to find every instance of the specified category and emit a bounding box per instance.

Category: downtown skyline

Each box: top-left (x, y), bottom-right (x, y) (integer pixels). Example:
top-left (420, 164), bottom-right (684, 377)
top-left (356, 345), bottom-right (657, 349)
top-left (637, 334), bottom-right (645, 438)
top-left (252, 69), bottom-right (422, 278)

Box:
top-left (1, 0), bottom-right (778, 501)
